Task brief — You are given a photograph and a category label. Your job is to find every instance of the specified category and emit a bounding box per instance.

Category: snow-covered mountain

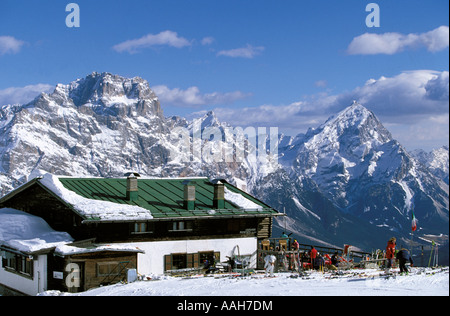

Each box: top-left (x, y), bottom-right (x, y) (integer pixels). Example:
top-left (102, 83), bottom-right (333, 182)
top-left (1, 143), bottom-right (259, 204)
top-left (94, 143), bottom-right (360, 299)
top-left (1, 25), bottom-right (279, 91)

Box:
top-left (412, 146), bottom-right (449, 184)
top-left (1, 72), bottom-right (448, 252)
top-left (279, 103), bottom-right (449, 237)
top-left (1, 72), bottom-right (170, 190)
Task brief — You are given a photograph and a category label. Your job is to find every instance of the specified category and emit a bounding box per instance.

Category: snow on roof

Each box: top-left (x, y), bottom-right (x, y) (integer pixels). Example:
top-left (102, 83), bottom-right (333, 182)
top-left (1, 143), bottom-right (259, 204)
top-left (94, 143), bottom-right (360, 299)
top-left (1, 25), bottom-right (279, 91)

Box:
top-left (0, 208), bottom-right (143, 256)
top-left (39, 173), bottom-right (154, 221)
top-left (224, 187), bottom-right (263, 211)
top-left (0, 208), bottom-right (73, 254)
top-left (54, 244), bottom-right (144, 256)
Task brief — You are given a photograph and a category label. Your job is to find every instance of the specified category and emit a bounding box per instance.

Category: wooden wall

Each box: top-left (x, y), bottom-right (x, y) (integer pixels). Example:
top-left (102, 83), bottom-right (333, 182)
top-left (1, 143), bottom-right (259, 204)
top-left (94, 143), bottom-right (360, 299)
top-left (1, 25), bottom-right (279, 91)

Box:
top-left (91, 217), bottom-right (272, 243)
top-left (48, 251), bottom-right (138, 293)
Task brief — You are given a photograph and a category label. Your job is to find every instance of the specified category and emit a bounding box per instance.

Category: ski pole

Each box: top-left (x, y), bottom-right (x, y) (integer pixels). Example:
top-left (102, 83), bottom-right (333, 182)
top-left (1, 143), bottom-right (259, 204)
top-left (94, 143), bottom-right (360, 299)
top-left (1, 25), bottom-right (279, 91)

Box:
top-left (434, 245), bottom-right (438, 267)
top-left (428, 241), bottom-right (435, 268)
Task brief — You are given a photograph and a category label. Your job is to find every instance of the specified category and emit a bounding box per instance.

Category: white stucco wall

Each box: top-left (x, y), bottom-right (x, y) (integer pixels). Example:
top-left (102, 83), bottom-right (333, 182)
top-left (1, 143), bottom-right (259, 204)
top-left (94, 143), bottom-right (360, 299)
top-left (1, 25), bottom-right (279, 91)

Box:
top-left (119, 237), bottom-right (258, 275)
top-left (0, 254), bottom-right (47, 296)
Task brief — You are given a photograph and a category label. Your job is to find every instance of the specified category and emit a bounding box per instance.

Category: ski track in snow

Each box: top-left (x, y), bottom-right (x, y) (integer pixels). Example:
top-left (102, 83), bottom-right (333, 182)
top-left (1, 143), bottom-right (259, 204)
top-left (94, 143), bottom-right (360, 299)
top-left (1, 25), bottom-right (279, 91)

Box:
top-left (41, 268), bottom-right (449, 297)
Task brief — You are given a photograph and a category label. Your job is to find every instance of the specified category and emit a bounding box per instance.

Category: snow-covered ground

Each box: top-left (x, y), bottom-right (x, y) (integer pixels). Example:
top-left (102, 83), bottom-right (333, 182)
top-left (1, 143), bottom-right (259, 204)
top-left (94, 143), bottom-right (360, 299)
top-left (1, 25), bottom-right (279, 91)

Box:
top-left (41, 267), bottom-right (449, 297)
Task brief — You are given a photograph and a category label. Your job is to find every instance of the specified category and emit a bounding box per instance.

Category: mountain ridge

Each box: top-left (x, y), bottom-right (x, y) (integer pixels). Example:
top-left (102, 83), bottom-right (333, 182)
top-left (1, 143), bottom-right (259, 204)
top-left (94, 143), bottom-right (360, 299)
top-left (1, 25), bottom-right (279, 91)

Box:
top-left (1, 72), bottom-right (448, 252)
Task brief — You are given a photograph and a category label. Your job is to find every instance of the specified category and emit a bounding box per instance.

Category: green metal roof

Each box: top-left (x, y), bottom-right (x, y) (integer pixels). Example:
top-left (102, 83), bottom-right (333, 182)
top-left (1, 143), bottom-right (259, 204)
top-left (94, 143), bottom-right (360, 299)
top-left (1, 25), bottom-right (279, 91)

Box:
top-left (56, 177), bottom-right (279, 222)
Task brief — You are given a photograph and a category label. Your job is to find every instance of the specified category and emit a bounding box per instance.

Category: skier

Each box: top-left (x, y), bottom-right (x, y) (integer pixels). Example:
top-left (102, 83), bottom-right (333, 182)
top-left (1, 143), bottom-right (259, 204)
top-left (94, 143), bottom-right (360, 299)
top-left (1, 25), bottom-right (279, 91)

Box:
top-left (310, 246), bottom-right (318, 269)
top-left (385, 237), bottom-right (396, 273)
top-left (292, 239), bottom-right (299, 251)
top-left (225, 256), bottom-right (235, 272)
top-left (331, 252), bottom-right (339, 267)
top-left (281, 232), bottom-right (292, 250)
top-left (314, 253), bottom-right (325, 271)
top-left (203, 257), bottom-right (216, 274)
top-left (264, 254), bottom-right (277, 277)
top-left (396, 248), bottom-right (414, 275)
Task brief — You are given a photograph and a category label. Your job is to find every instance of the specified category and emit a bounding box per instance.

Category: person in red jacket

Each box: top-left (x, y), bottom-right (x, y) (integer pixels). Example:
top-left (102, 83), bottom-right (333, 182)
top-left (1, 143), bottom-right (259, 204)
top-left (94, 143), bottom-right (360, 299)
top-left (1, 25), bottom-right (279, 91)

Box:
top-left (385, 237), bottom-right (396, 273)
top-left (310, 246), bottom-right (318, 269)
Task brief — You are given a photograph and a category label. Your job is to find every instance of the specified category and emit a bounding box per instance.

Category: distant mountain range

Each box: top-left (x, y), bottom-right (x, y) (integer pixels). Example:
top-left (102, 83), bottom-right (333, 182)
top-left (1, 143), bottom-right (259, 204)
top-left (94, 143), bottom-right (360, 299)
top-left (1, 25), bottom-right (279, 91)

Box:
top-left (1, 72), bottom-right (448, 254)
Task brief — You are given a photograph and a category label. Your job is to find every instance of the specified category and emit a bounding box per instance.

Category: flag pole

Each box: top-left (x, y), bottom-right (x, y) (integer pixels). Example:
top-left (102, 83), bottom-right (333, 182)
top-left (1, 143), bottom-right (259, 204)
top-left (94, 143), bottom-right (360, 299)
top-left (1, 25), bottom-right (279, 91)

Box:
top-left (411, 209), bottom-right (417, 257)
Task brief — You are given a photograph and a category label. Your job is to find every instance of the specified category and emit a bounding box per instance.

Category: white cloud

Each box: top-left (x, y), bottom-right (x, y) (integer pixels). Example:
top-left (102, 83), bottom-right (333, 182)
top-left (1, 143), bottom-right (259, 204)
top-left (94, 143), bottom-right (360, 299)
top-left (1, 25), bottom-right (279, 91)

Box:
top-left (113, 30), bottom-right (192, 53)
top-left (206, 102), bottom-right (324, 132)
top-left (0, 36), bottom-right (25, 56)
top-left (315, 80), bottom-right (328, 88)
top-left (0, 84), bottom-right (53, 106)
top-left (347, 26), bottom-right (449, 55)
top-left (349, 70), bottom-right (449, 118)
top-left (217, 44), bottom-right (265, 58)
top-left (201, 37), bottom-right (215, 46)
top-left (385, 115), bottom-right (449, 151)
top-left (425, 71), bottom-right (449, 101)
top-left (152, 85), bottom-right (251, 108)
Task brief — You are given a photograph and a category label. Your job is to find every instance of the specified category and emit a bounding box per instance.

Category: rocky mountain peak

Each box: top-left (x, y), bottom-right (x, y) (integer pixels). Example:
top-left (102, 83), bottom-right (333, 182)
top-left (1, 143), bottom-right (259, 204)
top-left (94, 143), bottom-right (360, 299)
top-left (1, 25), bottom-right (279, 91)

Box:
top-left (66, 72), bottom-right (156, 105)
top-left (198, 110), bottom-right (222, 128)
top-left (316, 102), bottom-right (393, 147)
top-left (296, 103), bottom-right (394, 170)
top-left (30, 72), bottom-right (163, 119)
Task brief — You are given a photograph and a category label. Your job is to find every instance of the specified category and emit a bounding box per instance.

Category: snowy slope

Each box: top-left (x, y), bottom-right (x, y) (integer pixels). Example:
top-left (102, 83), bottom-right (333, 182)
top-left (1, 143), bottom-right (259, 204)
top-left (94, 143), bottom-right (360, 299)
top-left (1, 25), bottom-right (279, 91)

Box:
top-left (40, 268), bottom-right (449, 297)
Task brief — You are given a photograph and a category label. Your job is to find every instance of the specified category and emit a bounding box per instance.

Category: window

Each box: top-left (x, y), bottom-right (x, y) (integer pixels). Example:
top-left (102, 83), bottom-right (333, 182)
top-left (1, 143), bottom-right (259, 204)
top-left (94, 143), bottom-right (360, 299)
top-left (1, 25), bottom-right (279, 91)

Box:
top-left (227, 219), bottom-right (244, 232)
top-left (164, 251), bottom-right (220, 272)
top-left (171, 254), bottom-right (188, 270)
top-left (169, 221), bottom-right (193, 232)
top-left (199, 251), bottom-right (216, 266)
top-left (1, 250), bottom-right (33, 278)
top-left (97, 262), bottom-right (121, 277)
top-left (132, 222), bottom-right (154, 234)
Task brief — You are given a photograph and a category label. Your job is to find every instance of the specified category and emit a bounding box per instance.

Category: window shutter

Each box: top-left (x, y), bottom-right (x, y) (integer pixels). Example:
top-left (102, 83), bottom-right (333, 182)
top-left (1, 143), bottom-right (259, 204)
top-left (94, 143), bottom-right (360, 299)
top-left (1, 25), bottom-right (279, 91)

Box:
top-left (193, 253), bottom-right (199, 268)
top-left (187, 254), bottom-right (194, 268)
top-left (164, 255), bottom-right (172, 272)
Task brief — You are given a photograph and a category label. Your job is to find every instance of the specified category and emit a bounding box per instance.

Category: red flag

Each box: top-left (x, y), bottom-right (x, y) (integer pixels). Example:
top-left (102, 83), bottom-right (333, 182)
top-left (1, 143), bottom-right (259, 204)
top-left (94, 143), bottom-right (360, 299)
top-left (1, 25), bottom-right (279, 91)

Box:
top-left (411, 211), bottom-right (418, 232)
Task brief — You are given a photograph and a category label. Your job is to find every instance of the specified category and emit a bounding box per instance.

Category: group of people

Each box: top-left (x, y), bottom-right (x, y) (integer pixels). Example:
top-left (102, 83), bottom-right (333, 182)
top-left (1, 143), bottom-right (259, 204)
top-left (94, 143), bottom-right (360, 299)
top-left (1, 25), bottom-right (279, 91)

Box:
top-left (301, 246), bottom-right (334, 270)
top-left (264, 244), bottom-right (340, 276)
top-left (385, 237), bottom-right (414, 274)
top-left (263, 236), bottom-right (415, 276)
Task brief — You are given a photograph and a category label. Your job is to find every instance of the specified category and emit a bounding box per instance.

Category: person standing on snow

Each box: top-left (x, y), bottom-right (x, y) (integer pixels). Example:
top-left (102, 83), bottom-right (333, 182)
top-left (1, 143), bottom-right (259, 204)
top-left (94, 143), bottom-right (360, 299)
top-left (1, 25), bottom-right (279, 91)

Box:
top-left (396, 248), bottom-right (414, 274)
top-left (264, 254), bottom-right (277, 277)
top-left (310, 246), bottom-right (318, 269)
top-left (314, 253), bottom-right (325, 271)
top-left (331, 252), bottom-right (339, 267)
top-left (385, 237), bottom-right (396, 273)
top-left (292, 239), bottom-right (299, 251)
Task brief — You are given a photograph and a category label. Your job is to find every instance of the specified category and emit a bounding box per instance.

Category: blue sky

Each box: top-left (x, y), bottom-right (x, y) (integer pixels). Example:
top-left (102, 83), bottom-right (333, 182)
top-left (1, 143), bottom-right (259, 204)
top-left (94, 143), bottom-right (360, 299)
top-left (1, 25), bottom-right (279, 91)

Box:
top-left (0, 0), bottom-right (448, 151)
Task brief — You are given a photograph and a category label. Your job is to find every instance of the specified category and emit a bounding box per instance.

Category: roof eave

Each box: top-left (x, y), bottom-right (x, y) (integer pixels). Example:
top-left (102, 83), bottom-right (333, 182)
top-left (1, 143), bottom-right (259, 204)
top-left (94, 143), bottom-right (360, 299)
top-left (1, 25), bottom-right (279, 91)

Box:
top-left (81, 211), bottom-right (283, 224)
top-left (0, 177), bottom-right (42, 204)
